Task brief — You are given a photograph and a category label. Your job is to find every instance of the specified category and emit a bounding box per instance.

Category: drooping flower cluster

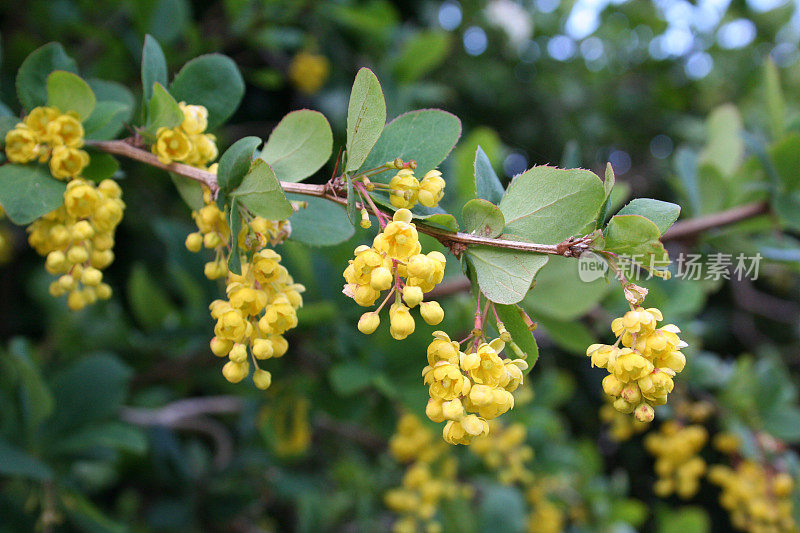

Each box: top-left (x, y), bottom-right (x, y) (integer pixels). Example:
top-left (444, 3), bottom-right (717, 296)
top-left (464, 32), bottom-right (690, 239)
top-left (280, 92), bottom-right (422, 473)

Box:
top-left (587, 306), bottom-right (687, 422)
top-left (423, 334), bottom-right (528, 445)
top-left (5, 106), bottom-right (90, 179)
top-left (389, 169), bottom-right (445, 209)
top-left (709, 461), bottom-right (798, 533)
top-left (151, 103), bottom-right (218, 167)
top-left (288, 52), bottom-right (330, 94)
top-left (344, 209), bottom-right (446, 339)
top-left (644, 421), bottom-right (707, 498)
top-left (186, 186), bottom-right (300, 389)
top-left (28, 179), bottom-right (124, 310)
top-left (385, 413), bottom-right (471, 533)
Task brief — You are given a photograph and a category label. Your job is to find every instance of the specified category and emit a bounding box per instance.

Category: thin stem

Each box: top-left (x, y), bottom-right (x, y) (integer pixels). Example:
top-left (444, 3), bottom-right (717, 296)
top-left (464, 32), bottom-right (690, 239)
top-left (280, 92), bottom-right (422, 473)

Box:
top-left (355, 180), bottom-right (388, 228)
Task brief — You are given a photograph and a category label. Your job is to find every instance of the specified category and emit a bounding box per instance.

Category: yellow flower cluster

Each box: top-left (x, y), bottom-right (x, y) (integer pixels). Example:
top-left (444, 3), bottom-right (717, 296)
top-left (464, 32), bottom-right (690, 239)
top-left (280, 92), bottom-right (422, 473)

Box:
top-left (4, 106), bottom-right (89, 179)
top-left (587, 306), bottom-right (687, 422)
top-left (709, 462), bottom-right (798, 533)
top-left (525, 485), bottom-right (565, 533)
top-left (389, 169), bottom-right (445, 209)
top-left (423, 334), bottom-right (528, 445)
top-left (385, 413), bottom-right (470, 533)
top-left (288, 52), bottom-right (330, 94)
top-left (207, 247), bottom-right (303, 389)
top-left (471, 421), bottom-right (534, 485)
top-left (151, 103), bottom-right (218, 166)
top-left (344, 209), bottom-right (446, 338)
top-left (644, 421), bottom-right (707, 498)
top-left (185, 184), bottom-right (298, 389)
top-left (28, 179), bottom-right (123, 310)
top-left (600, 399), bottom-right (650, 442)
top-left (259, 397), bottom-right (312, 458)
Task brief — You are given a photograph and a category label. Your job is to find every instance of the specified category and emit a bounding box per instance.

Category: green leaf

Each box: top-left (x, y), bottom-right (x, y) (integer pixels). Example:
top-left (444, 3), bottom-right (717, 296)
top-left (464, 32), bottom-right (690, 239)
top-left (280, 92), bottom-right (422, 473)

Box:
top-left (287, 194), bottom-right (354, 246)
top-left (494, 303), bottom-right (538, 368)
top-left (603, 214), bottom-right (670, 270)
top-left (500, 165), bottom-right (605, 244)
top-left (393, 31), bottom-right (452, 83)
top-left (345, 67), bottom-right (386, 172)
top-left (141, 34), bottom-right (168, 103)
top-left (603, 161), bottom-right (615, 198)
top-left (536, 313), bottom-right (596, 354)
top-left (16, 42), bottom-right (77, 110)
top-left (346, 176), bottom-right (358, 225)
top-left (82, 152), bottom-right (119, 182)
top-left (0, 116), bottom-right (18, 142)
top-left (127, 264), bottom-right (178, 330)
top-left (8, 338), bottom-right (54, 431)
top-left (259, 109), bottom-right (333, 182)
top-left (524, 255), bottom-right (609, 321)
top-left (144, 82), bottom-right (183, 136)
top-left (0, 437), bottom-right (52, 480)
top-left (329, 362), bottom-right (373, 395)
top-left (46, 71), bottom-right (96, 120)
top-left (169, 54), bottom-right (244, 130)
top-left (616, 198), bottom-right (681, 235)
top-left (765, 59), bottom-right (785, 140)
top-left (50, 354), bottom-right (131, 433)
top-left (60, 489), bottom-right (127, 533)
top-left (769, 132), bottom-right (800, 192)
top-left (597, 162), bottom-right (616, 228)
top-left (232, 159), bottom-right (293, 221)
top-left (228, 203), bottom-right (242, 275)
top-left (462, 198), bottom-right (504, 237)
top-left (763, 406), bottom-right (800, 442)
top-left (83, 101), bottom-right (131, 140)
top-left (217, 136), bottom-right (261, 193)
top-left (52, 422), bottom-right (148, 456)
top-left (170, 172), bottom-right (205, 210)
top-left (412, 211), bottom-right (459, 232)
top-left (479, 484), bottom-right (526, 533)
top-left (657, 507), bottom-right (710, 533)
top-left (467, 247), bottom-right (548, 305)
top-left (455, 127), bottom-right (503, 202)
top-left (474, 145), bottom-right (504, 204)
top-left (0, 164), bottom-right (66, 224)
top-left (358, 108), bottom-right (461, 176)
top-left (699, 104), bottom-right (743, 178)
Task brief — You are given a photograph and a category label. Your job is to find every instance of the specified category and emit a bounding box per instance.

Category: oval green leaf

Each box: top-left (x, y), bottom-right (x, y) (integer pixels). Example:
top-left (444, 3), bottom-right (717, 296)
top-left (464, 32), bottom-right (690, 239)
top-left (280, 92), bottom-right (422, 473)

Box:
top-left (462, 198), bottom-right (504, 237)
top-left (46, 71), bottom-right (96, 120)
top-left (169, 54), bottom-right (244, 130)
top-left (346, 67), bottom-right (386, 172)
top-left (260, 109), bottom-right (333, 182)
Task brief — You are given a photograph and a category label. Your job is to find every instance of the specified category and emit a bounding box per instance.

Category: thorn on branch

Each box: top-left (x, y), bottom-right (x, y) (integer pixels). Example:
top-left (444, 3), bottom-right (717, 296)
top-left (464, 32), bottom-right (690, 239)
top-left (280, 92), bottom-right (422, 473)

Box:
top-left (446, 241), bottom-right (468, 257)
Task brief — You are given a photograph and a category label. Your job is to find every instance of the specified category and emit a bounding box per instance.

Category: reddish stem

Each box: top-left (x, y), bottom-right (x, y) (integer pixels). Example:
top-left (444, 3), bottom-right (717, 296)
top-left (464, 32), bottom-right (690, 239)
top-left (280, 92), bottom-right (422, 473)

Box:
top-left (355, 181), bottom-right (389, 228)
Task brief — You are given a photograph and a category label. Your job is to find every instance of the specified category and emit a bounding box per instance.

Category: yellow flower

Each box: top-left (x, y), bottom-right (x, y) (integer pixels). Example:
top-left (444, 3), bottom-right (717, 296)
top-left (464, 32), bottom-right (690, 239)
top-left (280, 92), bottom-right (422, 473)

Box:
top-left (427, 332), bottom-right (460, 365)
top-left (152, 127), bottom-right (191, 164)
top-left (358, 312), bottom-right (380, 334)
top-left (423, 361), bottom-right (471, 401)
top-left (215, 308), bottom-right (248, 342)
top-left (420, 301), bottom-right (444, 325)
top-left (179, 102), bottom-right (209, 135)
top-left (64, 179), bottom-right (100, 218)
top-left (390, 303), bottom-right (416, 340)
top-left (49, 145), bottom-right (90, 180)
top-left (45, 112), bottom-right (84, 147)
top-left (288, 52), bottom-right (330, 94)
top-left (259, 294), bottom-right (298, 335)
top-left (24, 106), bottom-right (59, 138)
top-left (389, 169), bottom-right (420, 209)
top-left (461, 342), bottom-right (505, 387)
top-left (4, 126), bottom-right (40, 163)
top-left (612, 348), bottom-right (653, 382)
top-left (417, 170), bottom-right (445, 208)
top-left (374, 209), bottom-right (421, 261)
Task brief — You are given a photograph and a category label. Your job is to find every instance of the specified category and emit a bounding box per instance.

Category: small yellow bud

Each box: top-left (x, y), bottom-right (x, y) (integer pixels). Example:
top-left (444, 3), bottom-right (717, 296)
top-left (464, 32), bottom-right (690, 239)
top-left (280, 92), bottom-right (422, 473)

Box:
top-left (67, 290), bottom-right (86, 311)
top-left (389, 303), bottom-right (415, 340)
top-left (360, 208), bottom-right (371, 229)
top-left (58, 274), bottom-right (76, 291)
top-left (252, 338), bottom-right (274, 359)
top-left (222, 361), bottom-right (249, 383)
top-left (402, 285), bottom-right (423, 307)
top-left (67, 246), bottom-right (89, 264)
top-left (185, 232), bottom-right (203, 252)
top-left (203, 232), bottom-right (222, 248)
top-left (95, 283), bottom-right (112, 300)
top-left (370, 266), bottom-right (393, 291)
top-left (45, 251), bottom-right (67, 274)
top-left (358, 312), bottom-right (380, 334)
top-left (228, 343), bottom-right (248, 363)
top-left (81, 267), bottom-right (103, 286)
top-left (420, 301), bottom-right (444, 325)
top-left (210, 337), bottom-right (233, 357)
top-left (253, 369), bottom-right (272, 390)
top-left (634, 402), bottom-right (655, 423)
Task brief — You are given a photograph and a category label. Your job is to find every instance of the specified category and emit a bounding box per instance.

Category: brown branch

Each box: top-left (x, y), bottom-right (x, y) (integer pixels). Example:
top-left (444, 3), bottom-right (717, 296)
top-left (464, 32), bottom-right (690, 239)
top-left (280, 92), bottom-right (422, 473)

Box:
top-left (662, 201), bottom-right (770, 240)
top-left (88, 140), bottom-right (572, 256)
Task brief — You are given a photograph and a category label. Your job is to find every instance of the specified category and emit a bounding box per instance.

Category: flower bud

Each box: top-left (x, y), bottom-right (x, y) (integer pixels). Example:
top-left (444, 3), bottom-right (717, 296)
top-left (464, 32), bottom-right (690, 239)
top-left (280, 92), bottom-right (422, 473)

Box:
top-left (402, 285), bottom-right (423, 307)
top-left (253, 369), bottom-right (272, 390)
top-left (358, 312), bottom-right (380, 334)
top-left (185, 232), bottom-right (203, 252)
top-left (228, 343), bottom-right (248, 363)
top-left (634, 402), bottom-right (655, 423)
top-left (442, 398), bottom-right (465, 420)
top-left (222, 361), bottom-right (249, 383)
top-left (252, 338), bottom-right (274, 359)
top-left (389, 304), bottom-right (415, 340)
top-left (210, 337), bottom-right (233, 357)
top-left (420, 301), bottom-right (444, 325)
top-left (370, 266), bottom-right (393, 291)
